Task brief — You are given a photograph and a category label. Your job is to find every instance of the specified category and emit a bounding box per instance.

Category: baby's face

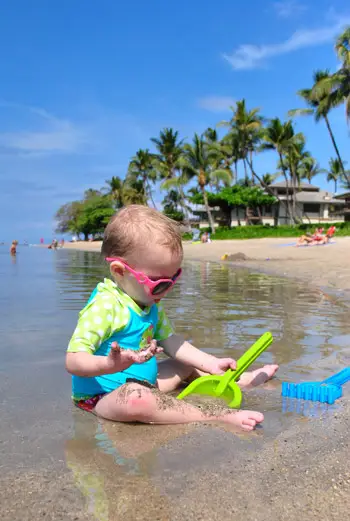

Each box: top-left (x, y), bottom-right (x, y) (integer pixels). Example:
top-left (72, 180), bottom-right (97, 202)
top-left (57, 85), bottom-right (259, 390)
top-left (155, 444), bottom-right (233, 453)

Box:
top-left (112, 245), bottom-right (183, 307)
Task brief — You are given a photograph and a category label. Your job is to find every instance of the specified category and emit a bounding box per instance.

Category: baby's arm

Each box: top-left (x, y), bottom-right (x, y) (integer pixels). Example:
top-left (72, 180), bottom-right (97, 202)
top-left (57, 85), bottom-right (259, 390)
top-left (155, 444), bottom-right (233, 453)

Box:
top-left (66, 341), bottom-right (161, 377)
top-left (66, 294), bottom-right (161, 377)
top-left (155, 304), bottom-right (236, 375)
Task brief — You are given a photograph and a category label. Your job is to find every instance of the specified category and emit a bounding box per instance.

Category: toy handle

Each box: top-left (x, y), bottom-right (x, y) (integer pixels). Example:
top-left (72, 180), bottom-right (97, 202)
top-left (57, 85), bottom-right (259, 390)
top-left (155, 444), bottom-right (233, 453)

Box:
top-left (215, 332), bottom-right (273, 397)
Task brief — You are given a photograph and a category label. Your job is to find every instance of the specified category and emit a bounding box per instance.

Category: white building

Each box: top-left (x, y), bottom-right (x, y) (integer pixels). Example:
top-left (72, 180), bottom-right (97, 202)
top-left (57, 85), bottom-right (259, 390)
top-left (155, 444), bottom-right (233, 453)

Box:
top-left (190, 182), bottom-right (345, 227)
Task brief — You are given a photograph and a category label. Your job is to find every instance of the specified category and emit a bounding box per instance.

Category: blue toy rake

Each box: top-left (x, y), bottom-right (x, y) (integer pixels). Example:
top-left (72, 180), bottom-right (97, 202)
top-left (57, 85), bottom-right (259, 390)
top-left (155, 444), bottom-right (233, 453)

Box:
top-left (281, 368), bottom-right (350, 405)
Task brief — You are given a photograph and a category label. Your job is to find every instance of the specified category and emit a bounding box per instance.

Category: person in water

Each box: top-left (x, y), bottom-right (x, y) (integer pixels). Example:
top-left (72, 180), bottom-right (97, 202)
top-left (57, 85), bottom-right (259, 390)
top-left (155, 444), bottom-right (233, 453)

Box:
top-left (10, 240), bottom-right (18, 255)
top-left (66, 205), bottom-right (278, 430)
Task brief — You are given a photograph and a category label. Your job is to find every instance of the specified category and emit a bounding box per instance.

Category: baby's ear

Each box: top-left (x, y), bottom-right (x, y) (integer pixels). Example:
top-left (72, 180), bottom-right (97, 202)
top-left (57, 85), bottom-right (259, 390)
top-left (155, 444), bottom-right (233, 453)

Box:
top-left (110, 261), bottom-right (125, 277)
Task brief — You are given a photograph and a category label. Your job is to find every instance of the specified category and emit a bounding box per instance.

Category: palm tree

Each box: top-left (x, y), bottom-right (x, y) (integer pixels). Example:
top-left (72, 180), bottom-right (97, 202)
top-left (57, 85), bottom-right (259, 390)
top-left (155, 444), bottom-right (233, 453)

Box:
top-left (127, 149), bottom-right (157, 207)
top-left (219, 99), bottom-right (263, 184)
top-left (104, 176), bottom-right (147, 207)
top-left (203, 127), bottom-right (233, 191)
top-left (105, 176), bottom-right (124, 208)
top-left (261, 118), bottom-right (303, 222)
top-left (300, 157), bottom-right (325, 185)
top-left (329, 27), bottom-right (350, 122)
top-left (151, 128), bottom-right (184, 180)
top-left (122, 179), bottom-right (148, 205)
top-left (182, 134), bottom-right (232, 233)
top-left (150, 128), bottom-right (187, 215)
top-left (327, 158), bottom-right (347, 193)
top-left (261, 173), bottom-right (279, 186)
top-left (220, 130), bottom-right (241, 183)
top-left (288, 69), bottom-right (347, 177)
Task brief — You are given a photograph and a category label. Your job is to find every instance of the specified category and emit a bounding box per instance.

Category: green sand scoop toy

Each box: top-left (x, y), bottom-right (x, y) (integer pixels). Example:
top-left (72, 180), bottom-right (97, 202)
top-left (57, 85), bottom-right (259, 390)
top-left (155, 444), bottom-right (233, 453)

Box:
top-left (177, 332), bottom-right (273, 408)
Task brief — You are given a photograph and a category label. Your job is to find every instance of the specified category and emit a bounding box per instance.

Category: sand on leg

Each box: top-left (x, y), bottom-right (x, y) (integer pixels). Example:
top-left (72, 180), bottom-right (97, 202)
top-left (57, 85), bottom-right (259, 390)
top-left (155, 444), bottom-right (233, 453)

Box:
top-left (156, 358), bottom-right (279, 394)
top-left (93, 382), bottom-right (263, 430)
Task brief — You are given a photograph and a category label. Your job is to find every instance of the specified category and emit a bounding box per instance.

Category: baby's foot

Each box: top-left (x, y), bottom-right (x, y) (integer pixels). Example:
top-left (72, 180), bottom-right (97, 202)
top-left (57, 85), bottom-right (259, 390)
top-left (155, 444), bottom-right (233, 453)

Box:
top-left (238, 364), bottom-right (279, 389)
top-left (223, 410), bottom-right (264, 431)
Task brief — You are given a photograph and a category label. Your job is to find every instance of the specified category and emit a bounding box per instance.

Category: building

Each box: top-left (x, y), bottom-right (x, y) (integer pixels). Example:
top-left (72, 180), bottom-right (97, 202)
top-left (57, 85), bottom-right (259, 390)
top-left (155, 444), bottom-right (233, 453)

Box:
top-left (334, 192), bottom-right (350, 222)
top-left (268, 182), bottom-right (345, 225)
top-left (190, 182), bottom-right (346, 227)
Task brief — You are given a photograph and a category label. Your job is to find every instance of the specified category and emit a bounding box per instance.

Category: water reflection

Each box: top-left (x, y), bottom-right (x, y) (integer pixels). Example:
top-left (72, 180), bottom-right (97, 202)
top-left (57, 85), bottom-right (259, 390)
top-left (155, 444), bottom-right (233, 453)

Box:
top-left (55, 251), bottom-right (350, 384)
top-left (66, 410), bottom-right (196, 521)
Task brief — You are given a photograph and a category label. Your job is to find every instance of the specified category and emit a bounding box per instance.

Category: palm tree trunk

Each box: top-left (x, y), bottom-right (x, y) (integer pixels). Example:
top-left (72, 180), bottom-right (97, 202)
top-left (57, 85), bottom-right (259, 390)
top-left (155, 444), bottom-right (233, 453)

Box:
top-left (278, 153), bottom-right (294, 224)
top-left (335, 180), bottom-right (337, 193)
top-left (145, 177), bottom-right (157, 208)
top-left (324, 115), bottom-right (348, 182)
top-left (245, 155), bottom-right (290, 219)
top-left (249, 150), bottom-right (255, 185)
top-left (234, 161), bottom-right (238, 184)
top-left (243, 159), bottom-right (248, 183)
top-left (202, 186), bottom-right (215, 234)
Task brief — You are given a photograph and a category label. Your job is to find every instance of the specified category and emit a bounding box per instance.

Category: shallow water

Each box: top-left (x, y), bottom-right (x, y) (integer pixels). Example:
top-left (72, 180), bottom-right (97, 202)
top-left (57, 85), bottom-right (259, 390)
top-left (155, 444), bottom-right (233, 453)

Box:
top-left (1, 246), bottom-right (350, 520)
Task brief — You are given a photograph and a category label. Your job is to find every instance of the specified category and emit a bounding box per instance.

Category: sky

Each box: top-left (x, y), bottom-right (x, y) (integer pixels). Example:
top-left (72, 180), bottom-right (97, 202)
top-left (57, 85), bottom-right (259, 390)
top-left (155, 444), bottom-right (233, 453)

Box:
top-left (0, 0), bottom-right (349, 243)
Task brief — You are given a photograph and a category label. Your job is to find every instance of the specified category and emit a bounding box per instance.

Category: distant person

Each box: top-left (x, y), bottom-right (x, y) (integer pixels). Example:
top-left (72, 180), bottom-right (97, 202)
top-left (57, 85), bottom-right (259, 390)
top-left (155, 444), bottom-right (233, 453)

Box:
top-left (40, 238), bottom-right (44, 244)
top-left (191, 228), bottom-right (200, 242)
top-left (201, 231), bottom-right (211, 243)
top-left (65, 205), bottom-right (278, 429)
top-left (10, 240), bottom-right (18, 255)
top-left (60, 239), bottom-right (65, 248)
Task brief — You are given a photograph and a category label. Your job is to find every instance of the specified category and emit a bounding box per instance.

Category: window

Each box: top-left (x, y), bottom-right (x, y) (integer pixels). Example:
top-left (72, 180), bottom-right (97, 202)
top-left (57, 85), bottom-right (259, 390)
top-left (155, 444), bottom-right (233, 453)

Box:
top-left (303, 203), bottom-right (320, 214)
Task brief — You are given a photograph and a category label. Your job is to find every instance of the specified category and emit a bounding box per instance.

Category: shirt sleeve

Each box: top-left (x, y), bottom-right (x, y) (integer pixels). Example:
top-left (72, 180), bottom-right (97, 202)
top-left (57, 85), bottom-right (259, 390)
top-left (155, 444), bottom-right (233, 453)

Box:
top-left (154, 302), bottom-right (174, 341)
top-left (67, 293), bottom-right (130, 354)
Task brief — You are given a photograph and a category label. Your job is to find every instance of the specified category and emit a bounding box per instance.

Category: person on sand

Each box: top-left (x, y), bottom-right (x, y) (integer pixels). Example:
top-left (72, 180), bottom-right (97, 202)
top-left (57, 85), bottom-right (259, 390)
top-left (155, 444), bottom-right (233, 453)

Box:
top-left (201, 231), bottom-right (211, 243)
top-left (66, 205), bottom-right (278, 431)
top-left (10, 240), bottom-right (18, 255)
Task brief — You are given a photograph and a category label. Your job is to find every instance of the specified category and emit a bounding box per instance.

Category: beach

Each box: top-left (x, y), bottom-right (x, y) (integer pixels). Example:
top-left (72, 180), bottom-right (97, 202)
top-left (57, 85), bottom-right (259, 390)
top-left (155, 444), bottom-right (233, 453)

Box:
top-left (2, 241), bottom-right (350, 521)
top-left (64, 236), bottom-right (350, 295)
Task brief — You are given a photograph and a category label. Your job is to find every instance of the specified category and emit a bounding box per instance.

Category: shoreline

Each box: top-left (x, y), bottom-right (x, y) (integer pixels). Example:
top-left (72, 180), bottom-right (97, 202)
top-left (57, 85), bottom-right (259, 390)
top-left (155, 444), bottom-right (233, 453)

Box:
top-left (61, 237), bottom-right (350, 301)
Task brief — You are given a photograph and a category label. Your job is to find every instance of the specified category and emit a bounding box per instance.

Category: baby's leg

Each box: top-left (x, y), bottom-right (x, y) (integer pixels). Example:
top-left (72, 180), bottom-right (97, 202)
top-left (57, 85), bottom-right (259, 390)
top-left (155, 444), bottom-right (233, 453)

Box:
top-left (94, 382), bottom-right (263, 431)
top-left (157, 359), bottom-right (278, 393)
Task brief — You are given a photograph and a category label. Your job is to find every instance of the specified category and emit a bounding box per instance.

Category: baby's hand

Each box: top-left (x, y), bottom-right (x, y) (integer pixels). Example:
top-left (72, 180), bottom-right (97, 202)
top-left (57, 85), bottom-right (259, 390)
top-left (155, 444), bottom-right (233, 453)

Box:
top-left (105, 340), bottom-right (163, 374)
top-left (208, 357), bottom-right (237, 375)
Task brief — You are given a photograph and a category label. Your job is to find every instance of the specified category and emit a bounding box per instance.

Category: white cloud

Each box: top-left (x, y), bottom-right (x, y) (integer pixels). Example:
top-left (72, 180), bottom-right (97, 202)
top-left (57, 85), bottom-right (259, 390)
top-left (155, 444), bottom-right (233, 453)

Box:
top-left (223, 16), bottom-right (350, 70)
top-left (197, 96), bottom-right (236, 112)
top-left (273, 1), bottom-right (307, 18)
top-left (0, 102), bottom-right (91, 154)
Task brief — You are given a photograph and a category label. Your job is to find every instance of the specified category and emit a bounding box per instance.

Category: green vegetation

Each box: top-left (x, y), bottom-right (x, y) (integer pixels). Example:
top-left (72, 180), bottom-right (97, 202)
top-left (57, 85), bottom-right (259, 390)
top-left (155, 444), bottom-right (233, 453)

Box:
top-left (182, 222), bottom-right (350, 241)
top-left (55, 27), bottom-right (350, 239)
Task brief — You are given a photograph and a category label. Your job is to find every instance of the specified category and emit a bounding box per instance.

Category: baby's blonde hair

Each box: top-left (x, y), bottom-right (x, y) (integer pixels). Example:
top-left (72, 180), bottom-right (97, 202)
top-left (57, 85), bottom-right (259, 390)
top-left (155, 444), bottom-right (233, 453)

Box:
top-left (101, 205), bottom-right (183, 260)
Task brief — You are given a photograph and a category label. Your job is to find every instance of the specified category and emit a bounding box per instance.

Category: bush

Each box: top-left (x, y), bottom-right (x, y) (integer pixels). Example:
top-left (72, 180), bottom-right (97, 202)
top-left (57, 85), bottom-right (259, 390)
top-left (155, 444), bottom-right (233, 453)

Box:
top-left (182, 222), bottom-right (350, 241)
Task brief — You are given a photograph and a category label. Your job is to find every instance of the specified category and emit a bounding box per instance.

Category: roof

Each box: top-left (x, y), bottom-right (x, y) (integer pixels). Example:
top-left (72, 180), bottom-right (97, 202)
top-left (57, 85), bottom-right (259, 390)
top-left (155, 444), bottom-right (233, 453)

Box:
top-left (278, 189), bottom-right (344, 205)
top-left (334, 192), bottom-right (350, 199)
top-left (270, 181), bottom-right (319, 191)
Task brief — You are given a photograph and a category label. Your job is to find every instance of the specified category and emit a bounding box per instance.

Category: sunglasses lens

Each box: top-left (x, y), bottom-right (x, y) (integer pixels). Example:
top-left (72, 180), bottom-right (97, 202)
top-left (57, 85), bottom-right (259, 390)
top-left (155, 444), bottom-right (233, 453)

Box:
top-left (152, 281), bottom-right (173, 296)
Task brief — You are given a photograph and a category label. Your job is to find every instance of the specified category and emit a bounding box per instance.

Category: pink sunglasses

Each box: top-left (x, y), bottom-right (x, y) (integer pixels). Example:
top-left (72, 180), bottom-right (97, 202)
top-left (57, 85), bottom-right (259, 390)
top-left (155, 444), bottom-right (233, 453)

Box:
top-left (105, 257), bottom-right (182, 296)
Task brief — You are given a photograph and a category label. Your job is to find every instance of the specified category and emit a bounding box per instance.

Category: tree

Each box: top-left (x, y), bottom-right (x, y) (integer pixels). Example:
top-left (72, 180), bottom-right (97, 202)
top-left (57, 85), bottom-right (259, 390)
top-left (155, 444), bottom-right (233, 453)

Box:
top-left (55, 194), bottom-right (115, 240)
top-left (261, 173), bottom-right (279, 186)
top-left (151, 128), bottom-right (187, 214)
top-left (300, 157), bottom-right (325, 185)
top-left (104, 175), bottom-right (147, 207)
top-left (162, 190), bottom-right (185, 222)
top-left (105, 176), bottom-right (124, 208)
top-left (190, 185), bottom-right (276, 227)
top-left (55, 201), bottom-right (83, 236)
top-left (317, 27), bottom-right (350, 125)
top-left (219, 99), bottom-right (263, 184)
top-left (182, 134), bottom-right (232, 233)
top-left (76, 195), bottom-right (115, 238)
top-left (261, 118), bottom-right (303, 223)
top-left (289, 69), bottom-right (347, 178)
top-left (326, 158), bottom-right (350, 193)
top-left (127, 149), bottom-right (157, 207)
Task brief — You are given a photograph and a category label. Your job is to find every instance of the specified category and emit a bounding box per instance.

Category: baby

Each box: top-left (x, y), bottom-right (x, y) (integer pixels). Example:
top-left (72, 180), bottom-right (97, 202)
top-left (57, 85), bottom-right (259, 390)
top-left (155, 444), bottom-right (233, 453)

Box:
top-left (66, 205), bottom-right (278, 431)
